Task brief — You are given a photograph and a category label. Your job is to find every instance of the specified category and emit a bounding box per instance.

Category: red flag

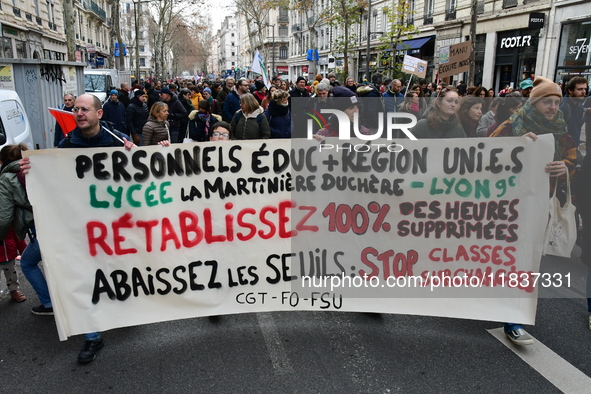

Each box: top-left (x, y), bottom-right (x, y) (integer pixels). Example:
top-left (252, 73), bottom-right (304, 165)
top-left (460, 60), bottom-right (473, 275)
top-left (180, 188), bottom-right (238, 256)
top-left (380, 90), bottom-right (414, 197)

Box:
top-left (48, 107), bottom-right (77, 136)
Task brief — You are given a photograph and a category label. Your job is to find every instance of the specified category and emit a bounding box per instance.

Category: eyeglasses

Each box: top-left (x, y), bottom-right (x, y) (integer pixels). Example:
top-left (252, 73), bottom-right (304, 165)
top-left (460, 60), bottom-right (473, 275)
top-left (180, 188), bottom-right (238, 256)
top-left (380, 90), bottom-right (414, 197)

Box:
top-left (72, 106), bottom-right (96, 113)
top-left (212, 132), bottom-right (230, 139)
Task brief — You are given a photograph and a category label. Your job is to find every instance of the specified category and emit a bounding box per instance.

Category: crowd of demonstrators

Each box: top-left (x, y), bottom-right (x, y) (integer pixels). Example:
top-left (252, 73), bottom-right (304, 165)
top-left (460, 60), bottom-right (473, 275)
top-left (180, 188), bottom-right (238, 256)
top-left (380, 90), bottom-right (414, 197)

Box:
top-left (202, 87), bottom-right (222, 115)
top-left (410, 88), bottom-right (464, 139)
top-left (477, 97), bottom-right (502, 137)
top-left (260, 86), bottom-right (277, 109)
top-left (485, 92), bottom-right (524, 136)
top-left (223, 78), bottom-right (250, 122)
top-left (398, 91), bottom-right (427, 120)
top-left (158, 87), bottom-right (187, 143)
top-left (383, 79), bottom-right (404, 112)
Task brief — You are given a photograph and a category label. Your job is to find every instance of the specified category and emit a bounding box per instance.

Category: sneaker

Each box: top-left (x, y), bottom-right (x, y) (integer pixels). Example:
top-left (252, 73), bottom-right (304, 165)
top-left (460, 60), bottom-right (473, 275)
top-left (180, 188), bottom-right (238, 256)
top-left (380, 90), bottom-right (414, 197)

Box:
top-left (10, 290), bottom-right (26, 302)
top-left (505, 328), bottom-right (534, 346)
top-left (78, 339), bottom-right (104, 364)
top-left (31, 305), bottom-right (54, 316)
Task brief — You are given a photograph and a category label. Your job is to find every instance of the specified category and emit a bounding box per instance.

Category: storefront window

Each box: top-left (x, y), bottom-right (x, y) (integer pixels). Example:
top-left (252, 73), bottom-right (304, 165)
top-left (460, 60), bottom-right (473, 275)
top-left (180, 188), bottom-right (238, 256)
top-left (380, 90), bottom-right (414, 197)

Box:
top-left (555, 19), bottom-right (591, 86)
top-left (494, 29), bottom-right (540, 92)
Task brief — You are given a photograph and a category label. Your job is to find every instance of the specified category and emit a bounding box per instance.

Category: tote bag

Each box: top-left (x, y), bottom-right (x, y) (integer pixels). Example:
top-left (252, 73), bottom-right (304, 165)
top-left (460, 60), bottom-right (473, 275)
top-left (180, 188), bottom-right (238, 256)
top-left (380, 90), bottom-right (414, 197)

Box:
top-left (543, 172), bottom-right (577, 258)
top-left (182, 122), bottom-right (193, 143)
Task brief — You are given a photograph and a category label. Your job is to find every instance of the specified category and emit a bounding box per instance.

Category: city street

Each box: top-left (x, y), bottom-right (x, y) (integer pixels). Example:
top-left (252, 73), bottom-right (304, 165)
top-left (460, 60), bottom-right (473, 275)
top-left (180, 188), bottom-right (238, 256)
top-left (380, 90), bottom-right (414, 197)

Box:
top-left (1, 245), bottom-right (590, 393)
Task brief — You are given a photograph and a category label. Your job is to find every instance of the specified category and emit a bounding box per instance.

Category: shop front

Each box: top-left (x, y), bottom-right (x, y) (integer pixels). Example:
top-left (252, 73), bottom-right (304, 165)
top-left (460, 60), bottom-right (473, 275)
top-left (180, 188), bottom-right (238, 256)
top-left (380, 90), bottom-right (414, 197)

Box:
top-left (494, 28), bottom-right (540, 92)
top-left (554, 18), bottom-right (591, 88)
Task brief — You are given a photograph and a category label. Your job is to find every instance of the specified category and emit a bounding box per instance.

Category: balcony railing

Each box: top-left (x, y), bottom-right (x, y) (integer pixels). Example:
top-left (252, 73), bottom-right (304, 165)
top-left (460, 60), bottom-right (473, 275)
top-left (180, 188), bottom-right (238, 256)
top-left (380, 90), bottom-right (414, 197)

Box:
top-left (423, 14), bottom-right (433, 24)
top-left (445, 8), bottom-right (456, 21)
top-left (13, 7), bottom-right (21, 17)
top-left (277, 15), bottom-right (288, 23)
top-left (502, 0), bottom-right (518, 8)
top-left (26, 13), bottom-right (32, 21)
top-left (48, 22), bottom-right (57, 31)
top-left (83, 0), bottom-right (106, 21)
top-left (407, 16), bottom-right (414, 26)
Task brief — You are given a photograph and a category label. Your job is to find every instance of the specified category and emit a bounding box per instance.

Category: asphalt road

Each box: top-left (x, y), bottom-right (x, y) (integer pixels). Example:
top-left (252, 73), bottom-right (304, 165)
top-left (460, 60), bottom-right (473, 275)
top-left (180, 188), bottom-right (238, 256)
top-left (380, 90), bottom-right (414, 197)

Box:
top-left (1, 247), bottom-right (590, 393)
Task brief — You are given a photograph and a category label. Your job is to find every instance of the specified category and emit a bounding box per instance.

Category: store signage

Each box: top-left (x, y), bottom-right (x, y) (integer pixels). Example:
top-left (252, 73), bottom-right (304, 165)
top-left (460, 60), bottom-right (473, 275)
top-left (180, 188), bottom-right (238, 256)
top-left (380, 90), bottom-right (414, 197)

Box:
top-left (499, 35), bottom-right (532, 49)
top-left (569, 38), bottom-right (590, 61)
top-left (529, 13), bottom-right (545, 29)
top-left (302, 65), bottom-right (309, 73)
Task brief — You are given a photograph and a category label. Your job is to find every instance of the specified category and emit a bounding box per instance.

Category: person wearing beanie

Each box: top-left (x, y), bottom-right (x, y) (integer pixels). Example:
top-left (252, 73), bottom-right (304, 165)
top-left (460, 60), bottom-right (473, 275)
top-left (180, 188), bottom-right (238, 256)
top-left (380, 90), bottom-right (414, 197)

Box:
top-left (102, 89), bottom-right (126, 134)
top-left (253, 80), bottom-right (267, 104)
top-left (327, 72), bottom-right (340, 87)
top-left (314, 86), bottom-right (372, 139)
top-left (290, 76), bottom-right (310, 99)
top-left (489, 76), bottom-right (576, 347)
top-left (201, 86), bottom-right (222, 116)
top-left (125, 88), bottom-right (149, 144)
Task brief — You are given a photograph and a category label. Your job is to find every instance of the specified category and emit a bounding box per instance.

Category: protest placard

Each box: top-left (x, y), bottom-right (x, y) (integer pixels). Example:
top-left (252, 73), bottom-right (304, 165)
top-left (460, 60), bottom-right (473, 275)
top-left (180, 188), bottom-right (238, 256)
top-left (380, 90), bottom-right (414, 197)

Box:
top-left (438, 41), bottom-right (472, 79)
top-left (402, 54), bottom-right (429, 78)
top-left (25, 136), bottom-right (554, 339)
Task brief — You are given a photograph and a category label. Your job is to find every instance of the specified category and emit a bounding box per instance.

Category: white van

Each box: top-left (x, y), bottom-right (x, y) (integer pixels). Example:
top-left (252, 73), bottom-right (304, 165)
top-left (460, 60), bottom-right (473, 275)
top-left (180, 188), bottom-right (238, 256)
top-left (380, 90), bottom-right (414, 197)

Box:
top-left (0, 89), bottom-right (34, 149)
top-left (84, 69), bottom-right (120, 102)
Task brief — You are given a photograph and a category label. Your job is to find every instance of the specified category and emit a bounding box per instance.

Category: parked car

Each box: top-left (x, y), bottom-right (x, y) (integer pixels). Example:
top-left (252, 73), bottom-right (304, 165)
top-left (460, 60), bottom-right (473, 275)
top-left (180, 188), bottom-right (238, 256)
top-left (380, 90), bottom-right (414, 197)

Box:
top-left (0, 89), bottom-right (35, 149)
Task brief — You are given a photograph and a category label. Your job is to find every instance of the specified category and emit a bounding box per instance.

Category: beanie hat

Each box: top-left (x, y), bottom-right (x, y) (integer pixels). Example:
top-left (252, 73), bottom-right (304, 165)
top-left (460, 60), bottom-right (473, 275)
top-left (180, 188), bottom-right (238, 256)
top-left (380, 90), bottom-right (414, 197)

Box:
top-left (529, 76), bottom-right (562, 105)
top-left (133, 89), bottom-right (145, 98)
top-left (332, 86), bottom-right (358, 111)
top-left (321, 78), bottom-right (330, 86)
top-left (203, 87), bottom-right (212, 94)
top-left (296, 76), bottom-right (306, 85)
top-left (110, 89), bottom-right (118, 95)
top-left (254, 80), bottom-right (266, 91)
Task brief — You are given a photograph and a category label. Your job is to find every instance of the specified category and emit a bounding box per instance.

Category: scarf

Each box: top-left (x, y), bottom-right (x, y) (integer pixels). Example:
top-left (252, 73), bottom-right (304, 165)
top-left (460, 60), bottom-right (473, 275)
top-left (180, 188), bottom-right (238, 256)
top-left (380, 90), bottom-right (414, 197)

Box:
top-left (510, 101), bottom-right (569, 161)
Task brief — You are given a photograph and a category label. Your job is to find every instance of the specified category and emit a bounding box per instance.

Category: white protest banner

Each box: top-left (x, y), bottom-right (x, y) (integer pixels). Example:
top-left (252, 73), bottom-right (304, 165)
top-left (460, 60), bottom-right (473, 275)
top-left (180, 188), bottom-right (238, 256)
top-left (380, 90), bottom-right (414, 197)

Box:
top-left (402, 54), bottom-right (428, 78)
top-left (25, 136), bottom-right (554, 340)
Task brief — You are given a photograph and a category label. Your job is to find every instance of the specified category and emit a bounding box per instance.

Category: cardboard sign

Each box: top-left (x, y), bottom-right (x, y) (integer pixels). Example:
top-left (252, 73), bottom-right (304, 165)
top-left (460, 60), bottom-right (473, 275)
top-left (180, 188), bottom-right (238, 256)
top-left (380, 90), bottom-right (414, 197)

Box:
top-left (402, 54), bottom-right (429, 78)
top-left (438, 41), bottom-right (472, 79)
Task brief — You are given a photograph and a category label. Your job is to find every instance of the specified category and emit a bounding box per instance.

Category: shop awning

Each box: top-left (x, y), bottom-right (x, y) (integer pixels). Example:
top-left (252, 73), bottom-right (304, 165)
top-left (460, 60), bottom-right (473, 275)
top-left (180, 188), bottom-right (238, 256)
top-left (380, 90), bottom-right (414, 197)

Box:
top-left (396, 36), bottom-right (434, 51)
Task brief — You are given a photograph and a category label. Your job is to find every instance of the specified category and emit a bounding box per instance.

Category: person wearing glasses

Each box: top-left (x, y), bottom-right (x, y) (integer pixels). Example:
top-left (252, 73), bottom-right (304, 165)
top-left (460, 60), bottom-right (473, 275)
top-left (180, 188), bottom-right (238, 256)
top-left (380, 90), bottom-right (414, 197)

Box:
top-left (223, 78), bottom-right (251, 123)
top-left (54, 93), bottom-right (75, 147)
top-left (209, 122), bottom-right (232, 142)
top-left (18, 93), bottom-right (135, 364)
top-left (490, 76), bottom-right (577, 346)
top-left (217, 77), bottom-right (235, 119)
top-left (187, 100), bottom-right (219, 142)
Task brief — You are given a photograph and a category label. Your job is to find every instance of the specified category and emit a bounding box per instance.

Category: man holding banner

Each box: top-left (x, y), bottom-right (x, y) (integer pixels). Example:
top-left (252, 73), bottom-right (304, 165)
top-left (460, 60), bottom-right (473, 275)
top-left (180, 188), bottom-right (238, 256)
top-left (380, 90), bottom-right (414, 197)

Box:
top-left (21, 93), bottom-right (135, 364)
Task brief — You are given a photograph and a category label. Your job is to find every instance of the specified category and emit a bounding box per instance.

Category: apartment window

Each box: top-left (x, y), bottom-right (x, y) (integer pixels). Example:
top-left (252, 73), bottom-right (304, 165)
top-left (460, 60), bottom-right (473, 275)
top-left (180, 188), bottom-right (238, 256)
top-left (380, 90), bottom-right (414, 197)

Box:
top-left (279, 46), bottom-right (287, 59)
top-left (140, 57), bottom-right (146, 67)
top-left (44, 49), bottom-right (51, 59)
top-left (0, 38), bottom-right (12, 58)
top-left (425, 0), bottom-right (434, 16)
top-left (33, 0), bottom-right (39, 16)
top-left (231, 33), bottom-right (234, 37)
top-left (279, 25), bottom-right (288, 37)
top-left (448, 0), bottom-right (457, 10)
top-left (231, 51), bottom-right (235, 56)
top-left (139, 45), bottom-right (145, 52)
top-left (231, 61), bottom-right (235, 66)
top-left (15, 40), bottom-right (26, 58)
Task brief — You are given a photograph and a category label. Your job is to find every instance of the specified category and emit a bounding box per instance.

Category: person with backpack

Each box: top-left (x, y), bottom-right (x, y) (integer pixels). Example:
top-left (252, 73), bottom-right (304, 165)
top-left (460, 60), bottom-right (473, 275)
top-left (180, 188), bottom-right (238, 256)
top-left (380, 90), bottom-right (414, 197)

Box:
top-left (230, 93), bottom-right (270, 140)
top-left (19, 93), bottom-right (135, 364)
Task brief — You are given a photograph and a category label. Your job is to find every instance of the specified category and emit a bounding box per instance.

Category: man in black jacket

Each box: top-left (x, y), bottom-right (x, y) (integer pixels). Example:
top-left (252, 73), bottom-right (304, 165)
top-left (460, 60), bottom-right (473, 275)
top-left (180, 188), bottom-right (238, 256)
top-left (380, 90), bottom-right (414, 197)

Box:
top-left (159, 87), bottom-right (187, 143)
top-left (144, 82), bottom-right (160, 111)
top-left (126, 90), bottom-right (149, 144)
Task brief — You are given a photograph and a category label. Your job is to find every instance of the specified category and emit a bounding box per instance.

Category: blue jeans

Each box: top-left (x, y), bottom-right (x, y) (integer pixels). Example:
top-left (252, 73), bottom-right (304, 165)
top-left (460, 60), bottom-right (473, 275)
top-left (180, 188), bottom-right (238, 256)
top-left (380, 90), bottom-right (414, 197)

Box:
top-left (20, 237), bottom-right (51, 307)
top-left (21, 236), bottom-right (100, 341)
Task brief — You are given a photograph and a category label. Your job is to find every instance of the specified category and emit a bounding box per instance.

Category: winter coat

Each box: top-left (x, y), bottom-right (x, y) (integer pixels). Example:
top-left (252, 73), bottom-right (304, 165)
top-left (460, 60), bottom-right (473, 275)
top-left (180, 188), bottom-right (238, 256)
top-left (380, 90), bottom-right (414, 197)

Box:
top-left (223, 90), bottom-right (241, 122)
top-left (0, 227), bottom-right (26, 263)
top-left (190, 92), bottom-right (204, 109)
top-left (179, 97), bottom-right (195, 138)
top-left (216, 86), bottom-right (232, 112)
top-left (410, 117), bottom-right (466, 139)
top-left (59, 121), bottom-right (128, 148)
top-left (119, 89), bottom-right (131, 108)
top-left (164, 94), bottom-right (188, 130)
top-left (289, 87), bottom-right (310, 99)
top-left (102, 99), bottom-right (127, 134)
top-left (187, 110), bottom-right (219, 142)
top-left (142, 116), bottom-right (170, 145)
top-left (54, 105), bottom-right (74, 147)
top-left (230, 107), bottom-right (270, 140)
top-left (146, 88), bottom-right (160, 111)
top-left (0, 161), bottom-right (33, 241)
top-left (264, 100), bottom-right (292, 138)
top-left (126, 97), bottom-right (149, 136)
